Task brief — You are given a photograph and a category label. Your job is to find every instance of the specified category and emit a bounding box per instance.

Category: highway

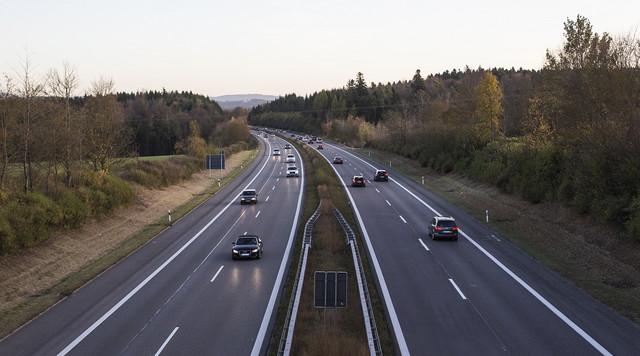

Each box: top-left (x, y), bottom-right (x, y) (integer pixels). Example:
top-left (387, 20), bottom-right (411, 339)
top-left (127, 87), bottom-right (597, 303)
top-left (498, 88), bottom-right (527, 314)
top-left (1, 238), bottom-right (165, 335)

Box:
top-left (0, 133), bottom-right (304, 356)
top-left (312, 139), bottom-right (640, 356)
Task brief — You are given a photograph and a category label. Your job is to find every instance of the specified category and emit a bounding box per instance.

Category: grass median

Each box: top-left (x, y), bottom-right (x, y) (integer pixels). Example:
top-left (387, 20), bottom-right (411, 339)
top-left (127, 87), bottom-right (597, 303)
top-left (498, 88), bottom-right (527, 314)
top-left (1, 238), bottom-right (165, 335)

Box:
top-left (267, 138), bottom-right (393, 355)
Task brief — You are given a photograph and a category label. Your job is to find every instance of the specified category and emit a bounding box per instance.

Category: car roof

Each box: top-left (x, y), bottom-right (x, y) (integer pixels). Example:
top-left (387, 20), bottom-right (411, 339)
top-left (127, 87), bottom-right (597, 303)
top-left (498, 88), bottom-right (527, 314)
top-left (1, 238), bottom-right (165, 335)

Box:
top-left (287, 165), bottom-right (297, 169)
top-left (353, 175), bottom-right (364, 178)
top-left (243, 189), bottom-right (256, 192)
top-left (435, 216), bottom-right (455, 221)
top-left (376, 169), bottom-right (387, 172)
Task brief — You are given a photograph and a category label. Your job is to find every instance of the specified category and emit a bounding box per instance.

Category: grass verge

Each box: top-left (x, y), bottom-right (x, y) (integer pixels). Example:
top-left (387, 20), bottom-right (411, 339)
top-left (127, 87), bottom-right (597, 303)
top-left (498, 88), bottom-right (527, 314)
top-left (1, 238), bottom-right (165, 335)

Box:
top-left (0, 149), bottom-right (257, 339)
top-left (266, 138), bottom-right (394, 355)
top-left (357, 146), bottom-right (640, 323)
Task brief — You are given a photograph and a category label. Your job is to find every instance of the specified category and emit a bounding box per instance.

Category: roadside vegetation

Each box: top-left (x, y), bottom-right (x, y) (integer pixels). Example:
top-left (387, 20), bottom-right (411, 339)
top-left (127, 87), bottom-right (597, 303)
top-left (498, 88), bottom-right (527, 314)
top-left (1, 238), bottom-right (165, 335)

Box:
top-left (249, 15), bottom-right (640, 243)
top-left (268, 138), bottom-right (393, 355)
top-left (0, 63), bottom-right (254, 254)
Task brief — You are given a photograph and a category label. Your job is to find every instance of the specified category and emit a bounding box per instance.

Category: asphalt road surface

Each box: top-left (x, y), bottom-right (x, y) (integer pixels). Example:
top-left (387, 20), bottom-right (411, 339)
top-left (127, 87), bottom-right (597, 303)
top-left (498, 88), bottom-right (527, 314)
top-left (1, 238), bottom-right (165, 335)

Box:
top-left (0, 133), bottom-right (304, 356)
top-left (312, 139), bottom-right (640, 356)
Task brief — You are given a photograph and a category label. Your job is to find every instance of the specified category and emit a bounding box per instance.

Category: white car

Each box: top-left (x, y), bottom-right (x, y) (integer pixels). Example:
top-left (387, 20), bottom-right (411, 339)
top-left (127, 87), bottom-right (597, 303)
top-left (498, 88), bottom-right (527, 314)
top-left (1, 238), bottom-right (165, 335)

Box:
top-left (273, 149), bottom-right (281, 156)
top-left (286, 165), bottom-right (299, 177)
top-left (286, 154), bottom-right (295, 163)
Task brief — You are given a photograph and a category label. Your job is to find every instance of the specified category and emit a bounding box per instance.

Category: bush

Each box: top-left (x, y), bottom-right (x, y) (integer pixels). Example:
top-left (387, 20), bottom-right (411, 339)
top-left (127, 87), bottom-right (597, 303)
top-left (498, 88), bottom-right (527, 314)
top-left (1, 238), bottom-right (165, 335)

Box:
top-left (5, 193), bottom-right (62, 249)
top-left (57, 189), bottom-right (89, 228)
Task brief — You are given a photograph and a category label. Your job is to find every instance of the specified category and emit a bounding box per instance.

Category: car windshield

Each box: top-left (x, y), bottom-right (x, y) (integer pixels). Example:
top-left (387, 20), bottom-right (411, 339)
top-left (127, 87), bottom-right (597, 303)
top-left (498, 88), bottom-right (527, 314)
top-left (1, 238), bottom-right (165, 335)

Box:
top-left (236, 237), bottom-right (257, 245)
top-left (242, 191), bottom-right (256, 196)
top-left (288, 167), bottom-right (297, 170)
top-left (438, 220), bottom-right (456, 228)
top-left (377, 171), bottom-right (387, 175)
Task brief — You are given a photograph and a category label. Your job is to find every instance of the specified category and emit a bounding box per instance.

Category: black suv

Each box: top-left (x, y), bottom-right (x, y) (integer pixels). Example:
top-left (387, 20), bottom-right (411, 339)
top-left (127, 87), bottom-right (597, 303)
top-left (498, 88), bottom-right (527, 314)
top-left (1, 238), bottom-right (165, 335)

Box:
top-left (239, 189), bottom-right (258, 204)
top-left (351, 175), bottom-right (366, 187)
top-left (428, 216), bottom-right (459, 241)
top-left (232, 235), bottom-right (263, 259)
top-left (374, 169), bottom-right (389, 182)
top-left (333, 156), bottom-right (344, 164)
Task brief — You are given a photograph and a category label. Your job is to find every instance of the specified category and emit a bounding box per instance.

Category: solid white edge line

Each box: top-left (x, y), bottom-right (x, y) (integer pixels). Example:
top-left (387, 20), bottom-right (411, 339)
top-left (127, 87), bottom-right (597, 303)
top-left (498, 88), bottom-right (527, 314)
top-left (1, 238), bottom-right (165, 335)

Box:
top-left (57, 137), bottom-right (273, 356)
top-left (399, 215), bottom-right (407, 224)
top-left (328, 143), bottom-right (613, 356)
top-left (210, 265), bottom-right (225, 283)
top-left (418, 238), bottom-right (430, 252)
top-left (283, 244), bottom-right (310, 356)
top-left (250, 140), bottom-right (305, 356)
top-left (448, 279), bottom-right (467, 300)
top-left (153, 326), bottom-right (179, 356)
top-left (316, 146), bottom-right (410, 356)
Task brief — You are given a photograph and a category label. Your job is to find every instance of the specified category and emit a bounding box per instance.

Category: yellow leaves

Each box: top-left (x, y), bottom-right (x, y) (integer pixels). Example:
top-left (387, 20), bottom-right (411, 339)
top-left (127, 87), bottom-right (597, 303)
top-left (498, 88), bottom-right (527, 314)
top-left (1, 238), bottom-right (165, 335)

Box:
top-left (474, 71), bottom-right (503, 142)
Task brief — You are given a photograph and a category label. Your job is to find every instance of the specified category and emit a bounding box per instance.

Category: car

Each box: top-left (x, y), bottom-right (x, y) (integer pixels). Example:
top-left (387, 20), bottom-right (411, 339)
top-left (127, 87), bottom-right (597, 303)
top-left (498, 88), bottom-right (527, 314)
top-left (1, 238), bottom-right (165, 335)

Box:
top-left (286, 154), bottom-right (296, 163)
top-left (333, 156), bottom-right (344, 164)
top-left (232, 235), bottom-right (263, 259)
top-left (284, 144), bottom-right (292, 149)
top-left (317, 144), bottom-right (323, 150)
top-left (239, 189), bottom-right (258, 204)
top-left (273, 149), bottom-right (281, 156)
top-left (286, 165), bottom-right (299, 177)
top-left (428, 216), bottom-right (459, 241)
top-left (374, 169), bottom-right (389, 182)
top-left (317, 138), bottom-right (323, 143)
top-left (351, 175), bottom-right (366, 187)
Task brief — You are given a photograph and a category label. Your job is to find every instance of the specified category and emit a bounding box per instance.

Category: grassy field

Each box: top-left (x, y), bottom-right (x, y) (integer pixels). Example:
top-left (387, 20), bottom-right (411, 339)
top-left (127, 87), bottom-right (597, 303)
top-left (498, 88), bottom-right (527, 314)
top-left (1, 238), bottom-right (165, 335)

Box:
top-left (0, 149), bottom-right (258, 338)
top-left (357, 146), bottom-right (640, 323)
top-left (267, 138), bottom-right (394, 355)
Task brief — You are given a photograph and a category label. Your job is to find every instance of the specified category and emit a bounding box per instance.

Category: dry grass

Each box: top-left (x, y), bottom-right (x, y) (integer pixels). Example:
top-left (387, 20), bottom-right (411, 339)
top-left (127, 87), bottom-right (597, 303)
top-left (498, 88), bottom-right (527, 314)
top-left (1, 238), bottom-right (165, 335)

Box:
top-left (291, 196), bottom-right (368, 356)
top-left (0, 150), bottom-right (256, 337)
top-left (359, 147), bottom-right (640, 323)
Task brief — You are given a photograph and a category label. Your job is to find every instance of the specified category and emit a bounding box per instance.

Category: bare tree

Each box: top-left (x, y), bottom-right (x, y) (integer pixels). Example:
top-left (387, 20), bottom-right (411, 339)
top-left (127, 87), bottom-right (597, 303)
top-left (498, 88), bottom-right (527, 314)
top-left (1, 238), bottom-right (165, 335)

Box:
top-left (47, 63), bottom-right (79, 186)
top-left (16, 55), bottom-right (44, 192)
top-left (0, 74), bottom-right (16, 188)
top-left (83, 77), bottom-right (131, 173)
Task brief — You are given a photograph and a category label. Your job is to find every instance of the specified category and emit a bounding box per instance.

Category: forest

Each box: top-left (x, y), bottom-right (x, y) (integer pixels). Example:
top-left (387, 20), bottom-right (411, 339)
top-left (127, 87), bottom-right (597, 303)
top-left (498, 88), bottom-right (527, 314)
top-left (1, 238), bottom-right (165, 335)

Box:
top-left (0, 66), bottom-right (251, 253)
top-left (249, 15), bottom-right (640, 240)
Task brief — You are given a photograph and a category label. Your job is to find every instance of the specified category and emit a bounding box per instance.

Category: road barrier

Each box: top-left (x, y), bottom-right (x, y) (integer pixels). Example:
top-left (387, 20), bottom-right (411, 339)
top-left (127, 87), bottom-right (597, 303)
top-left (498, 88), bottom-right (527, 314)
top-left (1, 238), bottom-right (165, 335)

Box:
top-left (277, 202), bottom-right (321, 356)
top-left (334, 208), bottom-right (383, 356)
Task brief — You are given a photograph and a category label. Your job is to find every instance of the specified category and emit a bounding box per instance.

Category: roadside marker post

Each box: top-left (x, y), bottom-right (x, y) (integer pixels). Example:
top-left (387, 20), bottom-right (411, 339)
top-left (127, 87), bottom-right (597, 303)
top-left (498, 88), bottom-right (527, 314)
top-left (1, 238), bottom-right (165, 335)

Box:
top-left (168, 210), bottom-right (172, 226)
top-left (422, 176), bottom-right (425, 185)
top-left (485, 210), bottom-right (489, 223)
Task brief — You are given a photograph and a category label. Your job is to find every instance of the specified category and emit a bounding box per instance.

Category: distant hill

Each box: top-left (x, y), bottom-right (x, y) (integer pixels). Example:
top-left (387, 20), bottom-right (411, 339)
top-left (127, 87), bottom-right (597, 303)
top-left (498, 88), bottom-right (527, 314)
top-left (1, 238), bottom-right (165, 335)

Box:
top-left (213, 94), bottom-right (278, 110)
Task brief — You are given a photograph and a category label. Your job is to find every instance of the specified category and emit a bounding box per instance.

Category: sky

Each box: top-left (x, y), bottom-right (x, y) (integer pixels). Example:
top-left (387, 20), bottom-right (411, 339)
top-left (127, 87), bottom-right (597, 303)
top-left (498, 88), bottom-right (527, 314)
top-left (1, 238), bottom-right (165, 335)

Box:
top-left (1, 0), bottom-right (638, 97)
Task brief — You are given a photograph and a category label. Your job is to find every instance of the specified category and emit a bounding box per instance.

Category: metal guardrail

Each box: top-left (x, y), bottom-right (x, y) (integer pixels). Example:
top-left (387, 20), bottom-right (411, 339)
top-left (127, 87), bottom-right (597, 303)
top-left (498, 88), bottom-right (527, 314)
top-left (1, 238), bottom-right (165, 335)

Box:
top-left (277, 202), bottom-right (322, 356)
top-left (334, 209), bottom-right (383, 356)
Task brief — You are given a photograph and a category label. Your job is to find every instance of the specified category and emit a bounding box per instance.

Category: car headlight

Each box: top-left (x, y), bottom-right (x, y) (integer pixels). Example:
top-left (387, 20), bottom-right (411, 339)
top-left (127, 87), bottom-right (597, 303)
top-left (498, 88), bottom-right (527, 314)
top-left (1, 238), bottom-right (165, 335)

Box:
top-left (232, 249), bottom-right (239, 253)
top-left (251, 248), bottom-right (259, 253)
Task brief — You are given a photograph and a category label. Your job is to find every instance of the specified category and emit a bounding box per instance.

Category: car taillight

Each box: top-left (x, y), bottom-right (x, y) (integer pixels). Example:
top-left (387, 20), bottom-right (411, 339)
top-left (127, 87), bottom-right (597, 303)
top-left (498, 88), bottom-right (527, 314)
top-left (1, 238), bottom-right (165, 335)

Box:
top-left (451, 226), bottom-right (458, 231)
top-left (434, 226), bottom-right (442, 231)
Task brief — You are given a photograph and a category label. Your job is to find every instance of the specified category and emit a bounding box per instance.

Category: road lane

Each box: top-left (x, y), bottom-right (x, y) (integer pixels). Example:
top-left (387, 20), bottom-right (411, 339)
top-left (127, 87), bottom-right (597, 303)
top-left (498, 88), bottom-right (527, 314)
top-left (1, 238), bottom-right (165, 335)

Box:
top-left (313, 140), bottom-right (640, 355)
top-left (0, 133), bottom-right (304, 356)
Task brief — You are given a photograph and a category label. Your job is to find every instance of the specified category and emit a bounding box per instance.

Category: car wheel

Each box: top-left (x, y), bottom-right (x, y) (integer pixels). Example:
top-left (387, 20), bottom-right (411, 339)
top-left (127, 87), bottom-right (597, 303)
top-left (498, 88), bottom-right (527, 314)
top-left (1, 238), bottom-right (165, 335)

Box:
top-left (232, 255), bottom-right (237, 260)
top-left (257, 251), bottom-right (262, 259)
top-left (453, 237), bottom-right (459, 241)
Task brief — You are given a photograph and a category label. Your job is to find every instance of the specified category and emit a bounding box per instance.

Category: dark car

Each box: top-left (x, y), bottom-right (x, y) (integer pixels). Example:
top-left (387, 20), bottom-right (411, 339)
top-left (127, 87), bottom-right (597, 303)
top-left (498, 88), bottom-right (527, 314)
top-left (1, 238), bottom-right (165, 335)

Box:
top-left (284, 144), bottom-right (292, 149)
top-left (428, 216), bottom-right (459, 241)
top-left (374, 169), bottom-right (389, 182)
top-left (239, 189), bottom-right (258, 204)
top-left (232, 235), bottom-right (263, 259)
top-left (317, 144), bottom-right (323, 150)
top-left (333, 156), bottom-right (344, 164)
top-left (351, 175), bottom-right (366, 187)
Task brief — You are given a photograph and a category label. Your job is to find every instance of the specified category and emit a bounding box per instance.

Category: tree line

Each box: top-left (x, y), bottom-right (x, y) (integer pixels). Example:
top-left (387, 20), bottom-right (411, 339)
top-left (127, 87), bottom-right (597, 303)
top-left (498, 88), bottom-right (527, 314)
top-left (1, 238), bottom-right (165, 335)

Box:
top-left (249, 15), bottom-right (640, 240)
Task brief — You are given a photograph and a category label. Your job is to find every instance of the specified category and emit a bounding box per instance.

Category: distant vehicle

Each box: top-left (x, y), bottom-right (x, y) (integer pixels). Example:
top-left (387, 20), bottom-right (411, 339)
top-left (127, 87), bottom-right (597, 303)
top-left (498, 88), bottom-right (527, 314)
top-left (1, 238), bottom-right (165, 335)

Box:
top-left (232, 235), bottom-right (263, 260)
top-left (428, 216), bottom-right (459, 241)
top-left (284, 144), bottom-right (292, 149)
top-left (286, 154), bottom-right (296, 163)
top-left (317, 144), bottom-right (323, 150)
top-left (286, 165), bottom-right (300, 177)
top-left (333, 156), bottom-right (344, 164)
top-left (351, 175), bottom-right (366, 187)
top-left (290, 134), bottom-right (295, 138)
top-left (317, 138), bottom-right (323, 143)
top-left (273, 149), bottom-right (281, 156)
top-left (240, 189), bottom-right (258, 204)
top-left (374, 169), bottom-right (389, 182)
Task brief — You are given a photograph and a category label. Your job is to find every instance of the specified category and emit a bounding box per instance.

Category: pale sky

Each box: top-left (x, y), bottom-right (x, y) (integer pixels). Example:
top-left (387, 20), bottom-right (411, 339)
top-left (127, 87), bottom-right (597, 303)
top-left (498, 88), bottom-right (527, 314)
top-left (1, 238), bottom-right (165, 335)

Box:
top-left (1, 0), bottom-right (638, 96)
